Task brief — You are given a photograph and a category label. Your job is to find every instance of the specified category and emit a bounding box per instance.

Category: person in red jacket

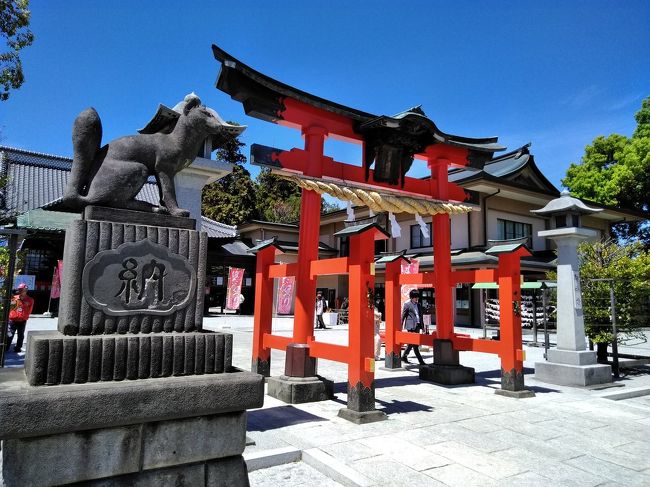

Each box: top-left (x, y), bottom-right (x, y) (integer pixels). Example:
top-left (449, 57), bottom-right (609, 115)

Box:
top-left (6, 283), bottom-right (34, 353)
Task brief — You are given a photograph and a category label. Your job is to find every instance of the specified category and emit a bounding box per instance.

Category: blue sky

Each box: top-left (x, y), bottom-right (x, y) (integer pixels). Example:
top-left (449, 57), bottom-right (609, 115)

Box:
top-left (1, 1), bottom-right (649, 189)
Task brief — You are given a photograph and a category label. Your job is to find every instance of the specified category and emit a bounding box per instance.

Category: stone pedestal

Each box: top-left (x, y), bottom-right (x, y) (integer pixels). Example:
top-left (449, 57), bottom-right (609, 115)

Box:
top-left (59, 208), bottom-right (207, 336)
top-left (419, 339), bottom-right (475, 385)
top-left (0, 207), bottom-right (263, 486)
top-left (495, 368), bottom-right (536, 398)
top-left (0, 369), bottom-right (263, 486)
top-left (337, 381), bottom-right (386, 424)
top-left (267, 375), bottom-right (333, 404)
top-left (267, 344), bottom-right (333, 403)
top-left (535, 349), bottom-right (612, 386)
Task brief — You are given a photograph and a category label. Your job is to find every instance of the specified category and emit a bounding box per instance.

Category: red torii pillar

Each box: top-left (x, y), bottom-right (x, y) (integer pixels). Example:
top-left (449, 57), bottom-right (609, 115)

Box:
top-left (420, 150), bottom-right (475, 384)
top-left (489, 244), bottom-right (536, 398)
top-left (338, 223), bottom-right (388, 423)
top-left (266, 125), bottom-right (335, 404)
top-left (250, 240), bottom-right (284, 377)
top-left (285, 125), bottom-right (326, 379)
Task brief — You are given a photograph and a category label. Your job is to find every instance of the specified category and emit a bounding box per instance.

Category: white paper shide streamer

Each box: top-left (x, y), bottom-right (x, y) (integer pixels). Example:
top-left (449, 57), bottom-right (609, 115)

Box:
top-left (415, 213), bottom-right (429, 239)
top-left (388, 212), bottom-right (401, 238)
top-left (346, 201), bottom-right (355, 221)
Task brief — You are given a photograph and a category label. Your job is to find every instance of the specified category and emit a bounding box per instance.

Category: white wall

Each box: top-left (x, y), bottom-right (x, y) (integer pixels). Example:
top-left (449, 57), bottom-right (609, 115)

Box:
top-left (451, 214), bottom-right (469, 249)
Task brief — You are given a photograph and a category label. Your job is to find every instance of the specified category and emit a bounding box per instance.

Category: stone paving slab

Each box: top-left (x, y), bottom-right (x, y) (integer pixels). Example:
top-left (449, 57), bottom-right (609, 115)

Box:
top-left (565, 455), bottom-right (650, 487)
top-left (422, 463), bottom-right (498, 487)
top-left (248, 461), bottom-right (344, 487)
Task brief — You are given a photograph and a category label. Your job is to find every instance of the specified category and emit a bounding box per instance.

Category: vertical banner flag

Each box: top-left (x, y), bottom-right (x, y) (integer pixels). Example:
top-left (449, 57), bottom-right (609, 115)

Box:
top-left (50, 260), bottom-right (63, 299)
top-left (225, 267), bottom-right (245, 310)
top-left (400, 259), bottom-right (420, 307)
top-left (276, 276), bottom-right (295, 315)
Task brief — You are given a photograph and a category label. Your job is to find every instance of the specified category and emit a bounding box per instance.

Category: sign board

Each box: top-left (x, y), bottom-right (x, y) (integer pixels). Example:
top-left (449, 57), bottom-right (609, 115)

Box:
top-left (0, 275), bottom-right (36, 290)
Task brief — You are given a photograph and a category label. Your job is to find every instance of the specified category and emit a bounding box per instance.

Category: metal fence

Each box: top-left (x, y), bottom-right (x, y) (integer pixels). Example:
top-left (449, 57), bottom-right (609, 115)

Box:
top-left (582, 278), bottom-right (650, 378)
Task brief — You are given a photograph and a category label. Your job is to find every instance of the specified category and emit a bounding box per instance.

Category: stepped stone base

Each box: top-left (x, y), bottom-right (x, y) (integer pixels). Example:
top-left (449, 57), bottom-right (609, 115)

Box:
top-left (536, 348), bottom-right (612, 387)
top-left (535, 360), bottom-right (612, 387)
top-left (337, 408), bottom-right (386, 424)
top-left (0, 368), bottom-right (263, 486)
top-left (495, 389), bottom-right (536, 398)
top-left (267, 375), bottom-right (333, 404)
top-left (25, 330), bottom-right (232, 386)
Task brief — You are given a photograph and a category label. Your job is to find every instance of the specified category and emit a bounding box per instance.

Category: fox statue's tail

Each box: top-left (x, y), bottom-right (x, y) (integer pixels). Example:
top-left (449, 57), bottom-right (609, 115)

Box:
top-left (50, 108), bottom-right (102, 212)
top-left (68, 108), bottom-right (102, 199)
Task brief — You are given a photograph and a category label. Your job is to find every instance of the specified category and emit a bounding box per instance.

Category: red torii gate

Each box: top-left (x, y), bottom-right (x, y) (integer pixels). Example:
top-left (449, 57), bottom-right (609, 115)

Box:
top-left (383, 244), bottom-right (534, 396)
top-left (213, 45), bottom-right (535, 422)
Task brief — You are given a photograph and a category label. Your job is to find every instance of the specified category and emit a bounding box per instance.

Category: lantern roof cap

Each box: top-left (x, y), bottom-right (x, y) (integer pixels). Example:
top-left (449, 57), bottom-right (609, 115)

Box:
top-left (531, 190), bottom-right (603, 216)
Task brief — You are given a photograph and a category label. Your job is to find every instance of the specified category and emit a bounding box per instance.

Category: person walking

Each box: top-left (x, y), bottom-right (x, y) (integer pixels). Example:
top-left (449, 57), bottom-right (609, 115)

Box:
top-left (6, 283), bottom-right (34, 353)
top-left (315, 292), bottom-right (328, 329)
top-left (374, 305), bottom-right (382, 360)
top-left (401, 289), bottom-right (425, 365)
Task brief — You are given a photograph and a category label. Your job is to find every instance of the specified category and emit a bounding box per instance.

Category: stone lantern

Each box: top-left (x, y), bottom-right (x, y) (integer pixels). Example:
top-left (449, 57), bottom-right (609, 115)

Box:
top-left (531, 191), bottom-right (612, 386)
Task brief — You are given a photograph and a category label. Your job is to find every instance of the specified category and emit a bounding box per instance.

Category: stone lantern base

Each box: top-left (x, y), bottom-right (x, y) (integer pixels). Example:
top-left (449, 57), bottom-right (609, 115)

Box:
top-left (535, 349), bottom-right (612, 387)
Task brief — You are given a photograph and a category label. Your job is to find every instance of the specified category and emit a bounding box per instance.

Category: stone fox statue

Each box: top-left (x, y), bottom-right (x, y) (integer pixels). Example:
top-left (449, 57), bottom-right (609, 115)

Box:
top-left (54, 94), bottom-right (244, 217)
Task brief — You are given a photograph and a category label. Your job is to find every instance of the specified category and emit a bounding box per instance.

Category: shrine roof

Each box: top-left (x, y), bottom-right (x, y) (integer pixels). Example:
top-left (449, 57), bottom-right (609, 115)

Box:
top-left (212, 45), bottom-right (505, 156)
top-left (247, 237), bottom-right (285, 254)
top-left (447, 144), bottom-right (558, 194)
top-left (485, 242), bottom-right (529, 255)
top-left (375, 251), bottom-right (410, 264)
top-left (333, 222), bottom-right (390, 239)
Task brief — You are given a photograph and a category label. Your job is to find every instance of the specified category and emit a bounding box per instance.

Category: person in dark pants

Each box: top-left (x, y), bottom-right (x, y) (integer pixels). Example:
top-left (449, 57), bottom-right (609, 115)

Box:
top-left (401, 289), bottom-right (425, 365)
top-left (315, 292), bottom-right (328, 329)
top-left (6, 283), bottom-right (34, 353)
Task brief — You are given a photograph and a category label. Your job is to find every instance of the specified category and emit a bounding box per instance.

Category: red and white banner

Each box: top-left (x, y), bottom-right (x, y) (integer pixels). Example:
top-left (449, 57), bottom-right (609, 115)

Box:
top-left (50, 260), bottom-right (63, 299)
top-left (276, 276), bottom-right (295, 315)
top-left (400, 259), bottom-right (420, 307)
top-left (225, 267), bottom-right (245, 310)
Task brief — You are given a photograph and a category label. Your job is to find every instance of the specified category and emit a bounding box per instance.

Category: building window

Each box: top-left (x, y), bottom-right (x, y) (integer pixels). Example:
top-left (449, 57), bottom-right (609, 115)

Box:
top-left (374, 239), bottom-right (386, 255)
top-left (497, 219), bottom-right (532, 245)
top-left (23, 249), bottom-right (58, 280)
top-left (410, 223), bottom-right (432, 248)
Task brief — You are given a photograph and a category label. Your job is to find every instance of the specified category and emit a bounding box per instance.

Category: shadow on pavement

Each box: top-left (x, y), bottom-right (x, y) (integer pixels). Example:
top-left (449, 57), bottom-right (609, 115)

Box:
top-left (475, 367), bottom-right (561, 394)
top-left (247, 405), bottom-right (327, 432)
top-left (376, 399), bottom-right (434, 415)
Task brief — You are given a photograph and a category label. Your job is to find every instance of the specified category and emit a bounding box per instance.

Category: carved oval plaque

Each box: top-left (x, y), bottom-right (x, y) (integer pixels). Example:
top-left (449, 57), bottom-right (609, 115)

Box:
top-left (82, 239), bottom-right (196, 316)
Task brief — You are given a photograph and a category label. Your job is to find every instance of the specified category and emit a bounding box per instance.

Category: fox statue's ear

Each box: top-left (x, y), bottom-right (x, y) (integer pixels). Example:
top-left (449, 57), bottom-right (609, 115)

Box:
top-left (183, 95), bottom-right (201, 115)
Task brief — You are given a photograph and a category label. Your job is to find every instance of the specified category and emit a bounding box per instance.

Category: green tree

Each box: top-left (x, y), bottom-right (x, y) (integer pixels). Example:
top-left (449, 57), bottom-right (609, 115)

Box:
top-left (201, 133), bottom-right (258, 226)
top-left (562, 97), bottom-right (650, 243)
top-left (321, 198), bottom-right (342, 214)
top-left (254, 169), bottom-right (342, 223)
top-left (579, 240), bottom-right (650, 349)
top-left (255, 169), bottom-right (301, 223)
top-left (1, 0), bottom-right (34, 101)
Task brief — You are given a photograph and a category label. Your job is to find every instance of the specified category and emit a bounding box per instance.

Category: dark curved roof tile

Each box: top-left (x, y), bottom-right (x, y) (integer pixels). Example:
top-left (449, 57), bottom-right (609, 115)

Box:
top-left (212, 44), bottom-right (505, 155)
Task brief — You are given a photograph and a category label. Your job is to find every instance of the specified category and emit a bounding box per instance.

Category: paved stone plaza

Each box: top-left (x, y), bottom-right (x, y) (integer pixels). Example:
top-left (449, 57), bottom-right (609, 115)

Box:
top-left (8, 316), bottom-right (650, 486)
